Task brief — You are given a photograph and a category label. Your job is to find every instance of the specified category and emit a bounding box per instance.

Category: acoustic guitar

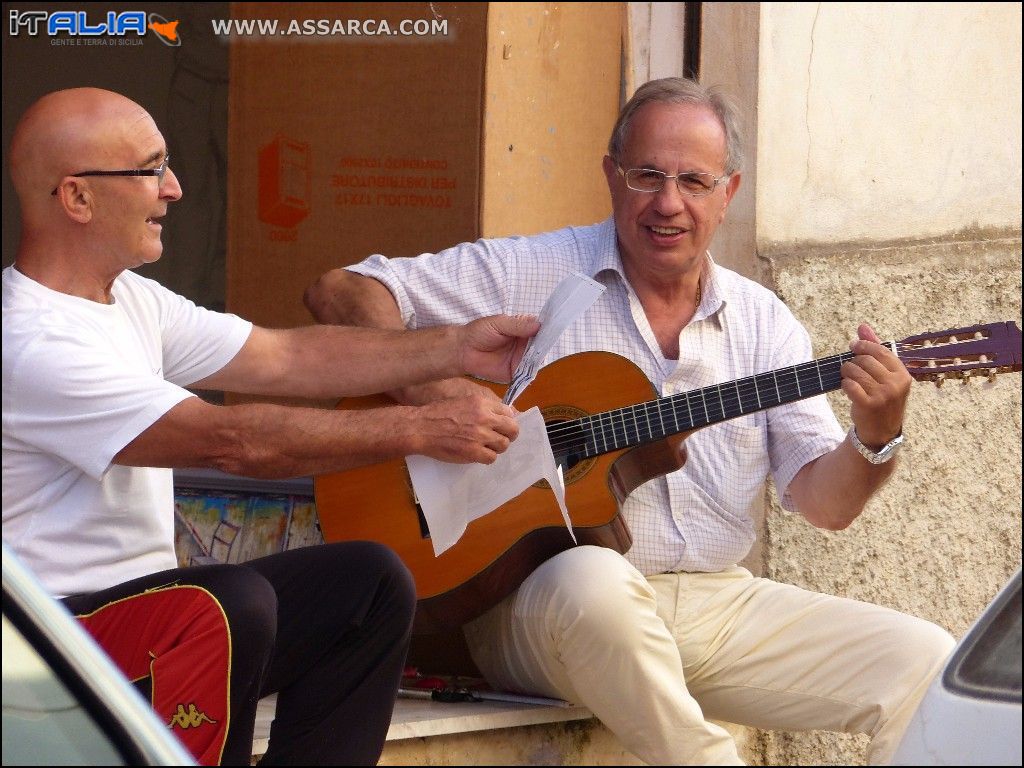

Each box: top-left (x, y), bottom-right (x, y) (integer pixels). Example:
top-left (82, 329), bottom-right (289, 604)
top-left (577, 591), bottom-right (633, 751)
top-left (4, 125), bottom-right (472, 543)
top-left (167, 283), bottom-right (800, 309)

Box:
top-left (315, 321), bottom-right (1021, 633)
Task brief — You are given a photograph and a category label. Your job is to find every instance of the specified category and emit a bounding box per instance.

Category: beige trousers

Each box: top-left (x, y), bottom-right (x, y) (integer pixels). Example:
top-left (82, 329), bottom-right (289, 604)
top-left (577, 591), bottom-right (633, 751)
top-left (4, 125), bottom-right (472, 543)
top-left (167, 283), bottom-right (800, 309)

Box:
top-left (464, 546), bottom-right (955, 766)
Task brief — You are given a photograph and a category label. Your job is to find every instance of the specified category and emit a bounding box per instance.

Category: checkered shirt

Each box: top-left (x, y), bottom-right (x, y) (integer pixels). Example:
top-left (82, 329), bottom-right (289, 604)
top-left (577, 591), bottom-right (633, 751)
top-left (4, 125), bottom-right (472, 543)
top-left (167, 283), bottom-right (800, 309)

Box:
top-left (348, 218), bottom-right (844, 575)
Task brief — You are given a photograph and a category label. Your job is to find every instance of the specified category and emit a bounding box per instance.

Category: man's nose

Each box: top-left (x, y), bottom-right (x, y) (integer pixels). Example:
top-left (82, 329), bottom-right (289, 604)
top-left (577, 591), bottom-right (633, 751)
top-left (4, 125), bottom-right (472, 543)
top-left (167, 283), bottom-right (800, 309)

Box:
top-left (161, 167), bottom-right (183, 201)
top-left (651, 177), bottom-right (688, 215)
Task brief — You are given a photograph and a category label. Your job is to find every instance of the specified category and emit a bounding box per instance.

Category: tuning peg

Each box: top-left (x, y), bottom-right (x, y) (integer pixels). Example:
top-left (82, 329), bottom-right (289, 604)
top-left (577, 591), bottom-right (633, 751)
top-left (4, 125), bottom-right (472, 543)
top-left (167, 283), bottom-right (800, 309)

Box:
top-left (959, 371), bottom-right (971, 385)
top-left (934, 374), bottom-right (945, 387)
top-left (988, 370), bottom-right (998, 384)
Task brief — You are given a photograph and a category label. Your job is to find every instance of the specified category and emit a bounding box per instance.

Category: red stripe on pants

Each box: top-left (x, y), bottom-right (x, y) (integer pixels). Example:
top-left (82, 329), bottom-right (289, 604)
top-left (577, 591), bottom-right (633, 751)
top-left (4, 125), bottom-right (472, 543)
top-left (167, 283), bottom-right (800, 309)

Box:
top-left (75, 586), bottom-right (231, 765)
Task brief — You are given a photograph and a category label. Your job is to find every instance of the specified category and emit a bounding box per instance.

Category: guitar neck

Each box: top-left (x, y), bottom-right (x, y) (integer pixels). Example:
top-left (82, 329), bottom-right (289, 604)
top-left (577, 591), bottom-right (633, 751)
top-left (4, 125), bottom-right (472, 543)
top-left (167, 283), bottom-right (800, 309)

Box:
top-left (548, 350), bottom-right (857, 462)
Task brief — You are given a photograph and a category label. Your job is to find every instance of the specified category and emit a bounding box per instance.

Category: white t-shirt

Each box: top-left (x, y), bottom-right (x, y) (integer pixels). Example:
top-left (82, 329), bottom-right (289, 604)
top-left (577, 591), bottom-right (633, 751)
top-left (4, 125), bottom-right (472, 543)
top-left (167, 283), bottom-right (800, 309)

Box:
top-left (2, 266), bottom-right (252, 597)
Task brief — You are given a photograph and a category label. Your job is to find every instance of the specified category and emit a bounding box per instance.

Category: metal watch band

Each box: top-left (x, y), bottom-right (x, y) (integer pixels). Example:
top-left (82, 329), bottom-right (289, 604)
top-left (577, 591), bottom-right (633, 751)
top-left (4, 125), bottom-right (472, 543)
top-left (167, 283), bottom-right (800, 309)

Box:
top-left (848, 426), bottom-right (904, 464)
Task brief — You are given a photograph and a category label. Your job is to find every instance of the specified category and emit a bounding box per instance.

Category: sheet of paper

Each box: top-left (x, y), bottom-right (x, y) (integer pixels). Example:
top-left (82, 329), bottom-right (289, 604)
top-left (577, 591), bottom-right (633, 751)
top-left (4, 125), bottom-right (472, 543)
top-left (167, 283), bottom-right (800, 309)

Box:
top-left (503, 272), bottom-right (605, 406)
top-left (406, 407), bottom-right (572, 557)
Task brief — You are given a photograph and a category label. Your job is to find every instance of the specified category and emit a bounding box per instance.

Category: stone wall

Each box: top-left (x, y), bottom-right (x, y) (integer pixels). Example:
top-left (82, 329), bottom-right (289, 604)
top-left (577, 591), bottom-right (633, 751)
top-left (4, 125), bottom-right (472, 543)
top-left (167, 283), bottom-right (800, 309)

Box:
top-left (754, 231), bottom-right (1022, 764)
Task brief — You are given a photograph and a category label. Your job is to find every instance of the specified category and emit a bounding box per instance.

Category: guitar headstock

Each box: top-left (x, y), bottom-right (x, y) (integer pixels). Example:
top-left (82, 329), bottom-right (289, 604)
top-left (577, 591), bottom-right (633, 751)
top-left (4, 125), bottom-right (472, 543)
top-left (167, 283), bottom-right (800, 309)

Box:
top-left (897, 321), bottom-right (1022, 385)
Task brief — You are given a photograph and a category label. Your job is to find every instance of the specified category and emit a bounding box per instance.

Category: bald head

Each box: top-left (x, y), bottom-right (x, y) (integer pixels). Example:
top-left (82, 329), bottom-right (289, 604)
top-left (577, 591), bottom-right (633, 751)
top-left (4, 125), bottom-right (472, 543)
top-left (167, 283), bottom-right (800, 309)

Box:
top-left (9, 88), bottom-right (158, 220)
top-left (9, 89), bottom-right (178, 297)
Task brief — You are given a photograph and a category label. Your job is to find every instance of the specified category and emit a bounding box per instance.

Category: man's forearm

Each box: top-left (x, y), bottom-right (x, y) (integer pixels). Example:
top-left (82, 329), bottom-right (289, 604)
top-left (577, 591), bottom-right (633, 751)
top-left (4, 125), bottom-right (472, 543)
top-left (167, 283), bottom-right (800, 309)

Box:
top-left (116, 395), bottom-right (518, 477)
top-left (789, 439), bottom-right (898, 530)
top-left (202, 401), bottom-right (427, 478)
top-left (195, 323), bottom-right (467, 400)
top-left (302, 268), bottom-right (473, 405)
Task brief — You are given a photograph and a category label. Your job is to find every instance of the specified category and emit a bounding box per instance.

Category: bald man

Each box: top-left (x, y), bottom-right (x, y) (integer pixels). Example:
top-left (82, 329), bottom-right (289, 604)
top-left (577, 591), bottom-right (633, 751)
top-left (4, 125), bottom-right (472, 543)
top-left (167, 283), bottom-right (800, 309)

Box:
top-left (2, 88), bottom-right (539, 766)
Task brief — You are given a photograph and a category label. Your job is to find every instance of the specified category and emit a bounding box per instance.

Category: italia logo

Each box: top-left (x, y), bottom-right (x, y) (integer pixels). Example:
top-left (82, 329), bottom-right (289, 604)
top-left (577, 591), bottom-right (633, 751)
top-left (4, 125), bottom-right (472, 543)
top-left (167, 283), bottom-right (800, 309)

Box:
top-left (8, 10), bottom-right (182, 46)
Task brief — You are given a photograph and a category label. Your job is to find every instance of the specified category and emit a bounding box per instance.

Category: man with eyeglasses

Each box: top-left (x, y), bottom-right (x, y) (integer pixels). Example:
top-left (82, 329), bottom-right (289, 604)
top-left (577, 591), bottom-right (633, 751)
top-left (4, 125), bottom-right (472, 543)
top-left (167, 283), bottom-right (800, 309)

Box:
top-left (304, 77), bottom-right (955, 764)
top-left (2, 87), bottom-right (541, 766)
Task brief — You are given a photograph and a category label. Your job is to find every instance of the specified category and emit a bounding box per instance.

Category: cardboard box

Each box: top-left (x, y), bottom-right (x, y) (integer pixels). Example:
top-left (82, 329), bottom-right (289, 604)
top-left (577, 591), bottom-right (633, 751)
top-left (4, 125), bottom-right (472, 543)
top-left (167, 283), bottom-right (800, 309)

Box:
top-left (228, 1), bottom-right (489, 330)
top-left (227, 1), bottom-right (622, 330)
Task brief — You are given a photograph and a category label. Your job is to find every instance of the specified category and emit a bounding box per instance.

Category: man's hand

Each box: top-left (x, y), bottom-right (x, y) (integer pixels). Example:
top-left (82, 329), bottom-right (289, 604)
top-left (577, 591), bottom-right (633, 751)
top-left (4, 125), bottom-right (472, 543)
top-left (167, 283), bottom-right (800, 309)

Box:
top-left (789, 323), bottom-right (911, 529)
top-left (406, 393), bottom-right (521, 464)
top-left (458, 314), bottom-right (540, 384)
top-left (840, 323), bottom-right (912, 449)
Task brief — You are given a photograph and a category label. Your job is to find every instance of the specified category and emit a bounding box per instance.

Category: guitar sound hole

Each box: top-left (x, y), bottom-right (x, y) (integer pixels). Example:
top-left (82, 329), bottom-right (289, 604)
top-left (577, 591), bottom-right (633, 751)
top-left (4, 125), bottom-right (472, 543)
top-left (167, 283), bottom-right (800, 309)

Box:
top-left (534, 415), bottom-right (595, 488)
top-left (416, 503), bottom-right (430, 540)
top-left (403, 465), bottom-right (431, 540)
top-left (559, 453), bottom-right (583, 473)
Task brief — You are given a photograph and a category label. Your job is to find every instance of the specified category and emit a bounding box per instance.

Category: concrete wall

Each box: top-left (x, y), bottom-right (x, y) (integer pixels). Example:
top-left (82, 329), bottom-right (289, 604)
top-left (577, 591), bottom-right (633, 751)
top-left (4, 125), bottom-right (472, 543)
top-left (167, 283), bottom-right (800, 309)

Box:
top-left (751, 3), bottom-right (1022, 764)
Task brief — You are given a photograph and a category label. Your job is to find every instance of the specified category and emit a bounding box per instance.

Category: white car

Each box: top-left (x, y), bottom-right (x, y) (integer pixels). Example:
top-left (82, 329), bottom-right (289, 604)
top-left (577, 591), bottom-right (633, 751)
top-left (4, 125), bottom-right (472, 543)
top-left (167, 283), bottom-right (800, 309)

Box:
top-left (891, 566), bottom-right (1022, 766)
top-left (2, 542), bottom-right (195, 765)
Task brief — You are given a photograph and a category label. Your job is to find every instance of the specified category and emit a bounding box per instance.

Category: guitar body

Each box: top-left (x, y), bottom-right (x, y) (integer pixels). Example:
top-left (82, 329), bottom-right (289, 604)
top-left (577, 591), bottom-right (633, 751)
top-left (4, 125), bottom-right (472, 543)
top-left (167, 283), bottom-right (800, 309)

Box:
top-left (315, 352), bottom-right (685, 633)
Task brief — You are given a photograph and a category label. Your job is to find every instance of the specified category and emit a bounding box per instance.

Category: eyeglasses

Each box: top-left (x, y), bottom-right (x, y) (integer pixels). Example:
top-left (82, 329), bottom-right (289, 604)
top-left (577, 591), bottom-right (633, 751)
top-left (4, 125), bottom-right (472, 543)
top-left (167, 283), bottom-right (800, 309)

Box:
top-left (617, 166), bottom-right (729, 197)
top-left (51, 155), bottom-right (171, 196)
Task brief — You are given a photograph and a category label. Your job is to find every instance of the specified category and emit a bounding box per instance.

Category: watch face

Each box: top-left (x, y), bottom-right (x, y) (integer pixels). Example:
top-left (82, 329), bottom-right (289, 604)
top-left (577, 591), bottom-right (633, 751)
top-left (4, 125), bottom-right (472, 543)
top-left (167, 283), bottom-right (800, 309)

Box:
top-left (850, 428), bottom-right (903, 464)
top-left (874, 435), bottom-right (902, 462)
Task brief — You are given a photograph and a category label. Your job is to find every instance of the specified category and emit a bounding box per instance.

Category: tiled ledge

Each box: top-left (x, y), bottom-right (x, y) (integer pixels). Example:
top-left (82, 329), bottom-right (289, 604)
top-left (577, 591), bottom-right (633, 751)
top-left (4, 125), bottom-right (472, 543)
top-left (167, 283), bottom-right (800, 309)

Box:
top-left (385, 696), bottom-right (593, 740)
top-left (252, 693), bottom-right (594, 756)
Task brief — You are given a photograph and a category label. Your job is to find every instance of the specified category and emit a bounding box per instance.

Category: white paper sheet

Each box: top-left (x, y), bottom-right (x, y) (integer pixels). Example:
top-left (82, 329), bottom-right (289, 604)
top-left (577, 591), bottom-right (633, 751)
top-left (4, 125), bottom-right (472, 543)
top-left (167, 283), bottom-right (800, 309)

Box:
top-left (503, 272), bottom-right (606, 406)
top-left (405, 272), bottom-right (605, 556)
top-left (406, 407), bottom-right (571, 557)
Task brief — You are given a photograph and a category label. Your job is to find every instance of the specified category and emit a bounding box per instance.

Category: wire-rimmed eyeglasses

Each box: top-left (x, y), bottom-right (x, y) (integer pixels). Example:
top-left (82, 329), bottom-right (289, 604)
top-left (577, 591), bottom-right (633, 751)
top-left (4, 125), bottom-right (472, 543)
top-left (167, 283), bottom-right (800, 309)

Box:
top-left (617, 165), bottom-right (729, 197)
top-left (51, 155), bottom-right (171, 196)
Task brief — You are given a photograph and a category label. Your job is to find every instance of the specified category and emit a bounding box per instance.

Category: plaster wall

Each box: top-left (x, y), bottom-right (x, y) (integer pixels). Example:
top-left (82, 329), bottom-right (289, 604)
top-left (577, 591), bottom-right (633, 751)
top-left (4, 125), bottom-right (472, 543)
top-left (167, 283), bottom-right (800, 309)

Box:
top-left (757, 3), bottom-right (1021, 244)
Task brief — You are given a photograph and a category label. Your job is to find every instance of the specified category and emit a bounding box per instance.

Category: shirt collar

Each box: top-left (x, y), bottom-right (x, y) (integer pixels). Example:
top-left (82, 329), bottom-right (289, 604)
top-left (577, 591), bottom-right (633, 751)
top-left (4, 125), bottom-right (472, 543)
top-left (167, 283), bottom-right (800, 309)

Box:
top-left (586, 217), bottom-right (623, 280)
top-left (586, 216), bottom-right (728, 323)
top-left (696, 252), bottom-right (726, 325)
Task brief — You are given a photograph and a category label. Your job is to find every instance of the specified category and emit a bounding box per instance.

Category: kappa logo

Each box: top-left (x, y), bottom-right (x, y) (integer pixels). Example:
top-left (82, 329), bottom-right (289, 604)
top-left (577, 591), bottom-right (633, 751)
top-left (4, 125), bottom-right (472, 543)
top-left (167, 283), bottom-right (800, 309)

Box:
top-left (168, 703), bottom-right (217, 730)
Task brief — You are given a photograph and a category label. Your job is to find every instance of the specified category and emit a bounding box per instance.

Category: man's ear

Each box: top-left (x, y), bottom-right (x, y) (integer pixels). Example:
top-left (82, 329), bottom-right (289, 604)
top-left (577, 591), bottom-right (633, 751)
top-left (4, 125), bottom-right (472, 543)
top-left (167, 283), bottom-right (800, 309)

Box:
top-left (54, 179), bottom-right (93, 223)
top-left (718, 172), bottom-right (742, 223)
top-left (602, 154), bottom-right (618, 186)
top-left (724, 172), bottom-right (741, 204)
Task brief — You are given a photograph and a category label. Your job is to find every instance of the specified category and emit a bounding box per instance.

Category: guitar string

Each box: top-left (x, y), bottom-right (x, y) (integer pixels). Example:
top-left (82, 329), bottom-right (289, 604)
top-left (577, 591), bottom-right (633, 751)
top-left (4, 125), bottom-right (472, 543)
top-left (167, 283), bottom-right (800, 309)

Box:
top-left (543, 351), bottom-right (856, 447)
top-left (543, 339), bottom-right (998, 448)
top-left (546, 367), bottom-right (1000, 457)
top-left (543, 356), bottom-right (847, 456)
top-left (544, 346), bottom-right (999, 454)
top-left (542, 343), bottom-right (1000, 456)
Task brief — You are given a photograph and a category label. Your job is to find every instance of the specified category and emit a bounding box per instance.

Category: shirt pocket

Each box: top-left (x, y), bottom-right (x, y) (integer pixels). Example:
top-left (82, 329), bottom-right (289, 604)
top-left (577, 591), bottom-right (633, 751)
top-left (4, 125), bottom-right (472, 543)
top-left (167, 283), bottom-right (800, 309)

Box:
top-left (682, 417), bottom-right (769, 522)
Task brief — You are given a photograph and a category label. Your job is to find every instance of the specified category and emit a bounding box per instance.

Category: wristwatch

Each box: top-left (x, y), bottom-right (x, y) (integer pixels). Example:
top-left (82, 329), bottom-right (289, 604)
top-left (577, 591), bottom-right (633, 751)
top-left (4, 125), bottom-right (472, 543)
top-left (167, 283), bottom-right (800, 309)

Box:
top-left (848, 426), bottom-right (904, 464)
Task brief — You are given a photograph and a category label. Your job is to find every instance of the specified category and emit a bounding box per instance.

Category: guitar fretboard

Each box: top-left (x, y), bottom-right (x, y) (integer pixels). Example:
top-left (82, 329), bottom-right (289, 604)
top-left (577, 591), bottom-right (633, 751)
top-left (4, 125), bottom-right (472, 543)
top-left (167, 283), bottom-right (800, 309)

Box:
top-left (549, 351), bottom-right (857, 462)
